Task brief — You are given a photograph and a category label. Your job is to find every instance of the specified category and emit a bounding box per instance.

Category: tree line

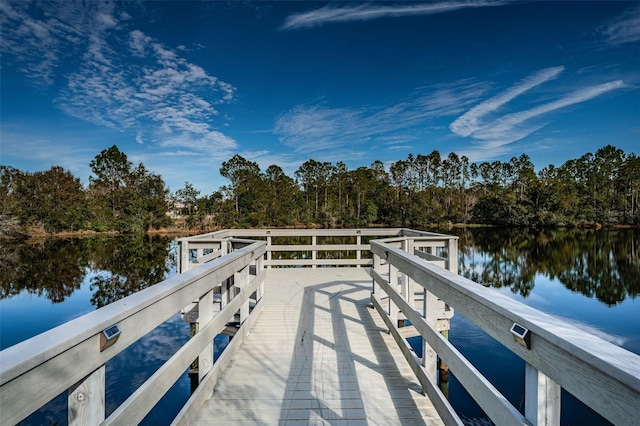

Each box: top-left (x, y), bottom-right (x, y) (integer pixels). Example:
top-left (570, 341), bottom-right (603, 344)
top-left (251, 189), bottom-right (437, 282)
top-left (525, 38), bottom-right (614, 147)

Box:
top-left (1, 145), bottom-right (170, 235)
top-left (0, 144), bottom-right (638, 236)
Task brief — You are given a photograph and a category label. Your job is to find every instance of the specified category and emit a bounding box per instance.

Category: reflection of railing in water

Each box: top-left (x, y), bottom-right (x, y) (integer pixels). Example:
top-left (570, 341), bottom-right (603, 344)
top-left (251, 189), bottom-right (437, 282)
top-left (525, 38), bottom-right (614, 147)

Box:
top-left (370, 236), bottom-right (640, 426)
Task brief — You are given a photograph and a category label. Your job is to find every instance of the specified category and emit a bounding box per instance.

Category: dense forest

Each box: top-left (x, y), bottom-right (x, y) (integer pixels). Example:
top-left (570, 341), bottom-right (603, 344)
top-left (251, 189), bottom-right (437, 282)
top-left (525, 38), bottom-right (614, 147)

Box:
top-left (0, 144), bottom-right (638, 236)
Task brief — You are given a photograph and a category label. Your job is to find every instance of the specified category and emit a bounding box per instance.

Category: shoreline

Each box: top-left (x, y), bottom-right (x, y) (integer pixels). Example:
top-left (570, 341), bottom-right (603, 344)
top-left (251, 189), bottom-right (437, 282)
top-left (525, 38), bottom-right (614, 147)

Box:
top-left (6, 222), bottom-right (638, 240)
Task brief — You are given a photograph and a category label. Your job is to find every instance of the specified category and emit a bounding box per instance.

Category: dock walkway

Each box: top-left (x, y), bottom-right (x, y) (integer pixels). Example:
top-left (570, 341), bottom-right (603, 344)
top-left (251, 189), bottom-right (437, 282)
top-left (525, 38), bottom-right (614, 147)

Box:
top-left (192, 268), bottom-right (443, 425)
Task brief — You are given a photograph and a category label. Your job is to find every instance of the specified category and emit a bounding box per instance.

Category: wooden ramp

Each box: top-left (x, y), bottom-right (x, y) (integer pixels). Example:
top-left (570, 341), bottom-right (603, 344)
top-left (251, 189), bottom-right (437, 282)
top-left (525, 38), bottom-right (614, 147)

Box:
top-left (191, 268), bottom-right (444, 425)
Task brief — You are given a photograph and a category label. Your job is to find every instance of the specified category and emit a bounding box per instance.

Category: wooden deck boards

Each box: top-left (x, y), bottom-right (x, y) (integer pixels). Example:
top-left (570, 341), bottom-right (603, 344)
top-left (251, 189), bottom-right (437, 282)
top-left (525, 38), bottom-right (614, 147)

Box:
top-left (191, 268), bottom-right (444, 425)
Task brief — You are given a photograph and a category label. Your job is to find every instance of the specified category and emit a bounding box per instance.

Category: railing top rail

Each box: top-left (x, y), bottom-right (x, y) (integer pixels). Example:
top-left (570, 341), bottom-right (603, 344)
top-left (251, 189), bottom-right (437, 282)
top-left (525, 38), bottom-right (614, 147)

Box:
top-left (178, 228), bottom-right (456, 243)
top-left (371, 241), bottom-right (640, 390)
top-left (371, 240), bottom-right (640, 398)
top-left (0, 240), bottom-right (266, 386)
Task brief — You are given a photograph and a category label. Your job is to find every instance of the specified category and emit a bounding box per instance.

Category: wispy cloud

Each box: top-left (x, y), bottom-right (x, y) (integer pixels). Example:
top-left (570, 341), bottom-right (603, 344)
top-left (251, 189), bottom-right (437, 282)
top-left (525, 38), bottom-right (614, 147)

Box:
top-left (602, 4), bottom-right (640, 45)
top-left (451, 68), bottom-right (625, 160)
top-left (1, 0), bottom-right (237, 157)
top-left (450, 66), bottom-right (564, 137)
top-left (471, 80), bottom-right (624, 142)
top-left (281, 1), bottom-right (507, 30)
top-left (274, 82), bottom-right (488, 153)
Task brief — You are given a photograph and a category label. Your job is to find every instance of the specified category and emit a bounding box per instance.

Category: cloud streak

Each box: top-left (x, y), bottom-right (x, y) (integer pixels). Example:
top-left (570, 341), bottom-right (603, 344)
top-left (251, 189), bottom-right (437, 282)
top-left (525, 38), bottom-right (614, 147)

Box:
top-left (274, 81), bottom-right (488, 153)
top-left (281, 1), bottom-right (507, 30)
top-left (450, 66), bottom-right (565, 137)
top-left (471, 80), bottom-right (624, 143)
top-left (450, 68), bottom-right (625, 160)
top-left (602, 4), bottom-right (640, 45)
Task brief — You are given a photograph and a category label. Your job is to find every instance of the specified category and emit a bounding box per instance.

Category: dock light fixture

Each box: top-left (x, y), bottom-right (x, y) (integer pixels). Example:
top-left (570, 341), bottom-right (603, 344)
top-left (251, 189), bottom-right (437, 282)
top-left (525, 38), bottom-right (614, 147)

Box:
top-left (510, 322), bottom-right (531, 350)
top-left (100, 324), bottom-right (121, 352)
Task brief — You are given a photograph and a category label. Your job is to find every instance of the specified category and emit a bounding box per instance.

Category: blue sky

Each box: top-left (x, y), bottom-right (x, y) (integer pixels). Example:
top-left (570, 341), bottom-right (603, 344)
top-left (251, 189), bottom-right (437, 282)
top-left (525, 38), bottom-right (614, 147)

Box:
top-left (1, 1), bottom-right (638, 195)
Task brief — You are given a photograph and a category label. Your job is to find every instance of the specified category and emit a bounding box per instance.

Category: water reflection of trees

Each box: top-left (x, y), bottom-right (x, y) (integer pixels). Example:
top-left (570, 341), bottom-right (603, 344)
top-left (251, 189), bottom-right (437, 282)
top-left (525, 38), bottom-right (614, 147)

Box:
top-left (456, 228), bottom-right (639, 306)
top-left (0, 238), bottom-right (88, 302)
top-left (87, 236), bottom-right (172, 308)
top-left (0, 236), bottom-right (173, 307)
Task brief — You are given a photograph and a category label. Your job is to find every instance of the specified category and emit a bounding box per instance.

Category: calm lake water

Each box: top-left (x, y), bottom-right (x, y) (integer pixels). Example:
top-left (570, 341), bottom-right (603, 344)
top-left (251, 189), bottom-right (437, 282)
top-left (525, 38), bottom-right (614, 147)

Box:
top-left (0, 229), bottom-right (638, 425)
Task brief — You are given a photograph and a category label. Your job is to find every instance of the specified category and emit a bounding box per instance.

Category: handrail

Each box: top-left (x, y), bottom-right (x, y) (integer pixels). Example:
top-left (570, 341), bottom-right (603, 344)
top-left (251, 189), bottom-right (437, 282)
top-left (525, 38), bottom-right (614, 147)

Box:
top-left (0, 239), bottom-right (266, 425)
top-left (179, 228), bottom-right (453, 268)
top-left (370, 238), bottom-right (640, 426)
top-left (5, 228), bottom-right (633, 426)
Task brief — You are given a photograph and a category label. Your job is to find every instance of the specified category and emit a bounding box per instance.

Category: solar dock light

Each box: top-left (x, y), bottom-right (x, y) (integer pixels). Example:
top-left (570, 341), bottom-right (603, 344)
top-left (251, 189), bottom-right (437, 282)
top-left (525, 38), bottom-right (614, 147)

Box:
top-left (510, 322), bottom-right (530, 350)
top-left (100, 324), bottom-right (121, 352)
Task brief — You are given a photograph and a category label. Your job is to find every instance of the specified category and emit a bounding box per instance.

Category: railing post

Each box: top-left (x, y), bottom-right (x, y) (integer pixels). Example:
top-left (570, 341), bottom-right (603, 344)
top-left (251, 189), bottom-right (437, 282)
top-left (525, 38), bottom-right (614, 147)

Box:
top-left (219, 243), bottom-right (229, 307)
top-left (311, 235), bottom-right (317, 268)
top-left (198, 289), bottom-right (214, 383)
top-left (266, 234), bottom-right (272, 269)
top-left (256, 254), bottom-right (264, 301)
top-left (389, 263), bottom-right (399, 328)
top-left (356, 233), bottom-right (361, 268)
top-left (525, 363), bottom-right (561, 426)
top-left (372, 253), bottom-right (381, 296)
top-left (422, 291), bottom-right (438, 384)
top-left (179, 240), bottom-right (189, 273)
top-left (68, 365), bottom-right (105, 426)
top-left (401, 238), bottom-right (416, 307)
top-left (238, 266), bottom-right (250, 325)
top-left (446, 237), bottom-right (458, 274)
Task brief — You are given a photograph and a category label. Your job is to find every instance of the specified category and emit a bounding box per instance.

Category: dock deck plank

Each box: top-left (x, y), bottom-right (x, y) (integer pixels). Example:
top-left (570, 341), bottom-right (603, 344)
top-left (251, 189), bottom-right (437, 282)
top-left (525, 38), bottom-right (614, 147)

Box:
top-left (192, 268), bottom-right (444, 425)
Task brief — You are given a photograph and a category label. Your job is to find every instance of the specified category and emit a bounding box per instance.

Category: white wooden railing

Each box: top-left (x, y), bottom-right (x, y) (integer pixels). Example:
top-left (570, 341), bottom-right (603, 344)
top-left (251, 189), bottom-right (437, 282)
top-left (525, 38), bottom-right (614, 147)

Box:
top-left (0, 239), bottom-right (266, 426)
top-left (3, 228), bottom-right (638, 426)
top-left (177, 228), bottom-right (451, 268)
top-left (369, 236), bottom-right (640, 426)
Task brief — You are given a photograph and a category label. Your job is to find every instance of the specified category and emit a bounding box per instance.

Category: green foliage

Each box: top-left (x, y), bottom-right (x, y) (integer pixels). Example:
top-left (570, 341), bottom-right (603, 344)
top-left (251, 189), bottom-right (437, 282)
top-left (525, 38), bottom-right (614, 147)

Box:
top-left (9, 166), bottom-right (86, 232)
top-left (87, 146), bottom-right (170, 233)
top-left (2, 144), bottom-right (638, 234)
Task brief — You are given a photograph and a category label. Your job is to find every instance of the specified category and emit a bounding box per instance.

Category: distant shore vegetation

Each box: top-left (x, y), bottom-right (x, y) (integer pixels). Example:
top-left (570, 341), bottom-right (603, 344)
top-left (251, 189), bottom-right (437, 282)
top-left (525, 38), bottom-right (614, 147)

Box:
top-left (1, 144), bottom-right (638, 238)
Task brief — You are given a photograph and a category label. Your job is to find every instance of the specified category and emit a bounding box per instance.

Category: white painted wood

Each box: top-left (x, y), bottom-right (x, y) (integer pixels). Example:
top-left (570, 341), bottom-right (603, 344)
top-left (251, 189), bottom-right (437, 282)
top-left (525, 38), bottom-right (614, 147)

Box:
top-left (371, 294), bottom-right (463, 426)
top-left (171, 292), bottom-right (266, 426)
top-left (311, 235), bottom-right (317, 268)
top-left (5, 229), bottom-right (639, 426)
top-left (371, 241), bottom-right (640, 426)
top-left (226, 228), bottom-right (403, 238)
top-left (266, 235), bottom-right (272, 268)
top-left (256, 255), bottom-right (264, 300)
top-left (400, 239), bottom-right (410, 302)
top-left (179, 240), bottom-right (189, 273)
top-left (239, 266), bottom-right (250, 324)
top-left (68, 365), bottom-right (105, 426)
top-left (389, 264), bottom-right (398, 328)
top-left (104, 270), bottom-right (265, 426)
top-left (413, 249), bottom-right (447, 266)
top-left (525, 363), bottom-right (560, 426)
top-left (189, 268), bottom-right (444, 425)
top-left (0, 242), bottom-right (265, 425)
top-left (447, 238), bottom-right (458, 274)
top-left (371, 268), bottom-right (530, 426)
top-left (191, 249), bottom-right (223, 265)
top-left (423, 290), bottom-right (439, 382)
top-left (372, 253), bottom-right (381, 296)
top-left (269, 243), bottom-right (370, 251)
top-left (265, 258), bottom-right (372, 267)
top-left (198, 289), bottom-right (214, 383)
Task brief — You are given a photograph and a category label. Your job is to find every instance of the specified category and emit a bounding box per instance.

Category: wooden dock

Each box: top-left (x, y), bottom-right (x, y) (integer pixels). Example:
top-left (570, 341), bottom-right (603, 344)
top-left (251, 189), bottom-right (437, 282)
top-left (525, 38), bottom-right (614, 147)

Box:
top-left (191, 268), bottom-right (443, 425)
top-left (2, 228), bottom-right (638, 426)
